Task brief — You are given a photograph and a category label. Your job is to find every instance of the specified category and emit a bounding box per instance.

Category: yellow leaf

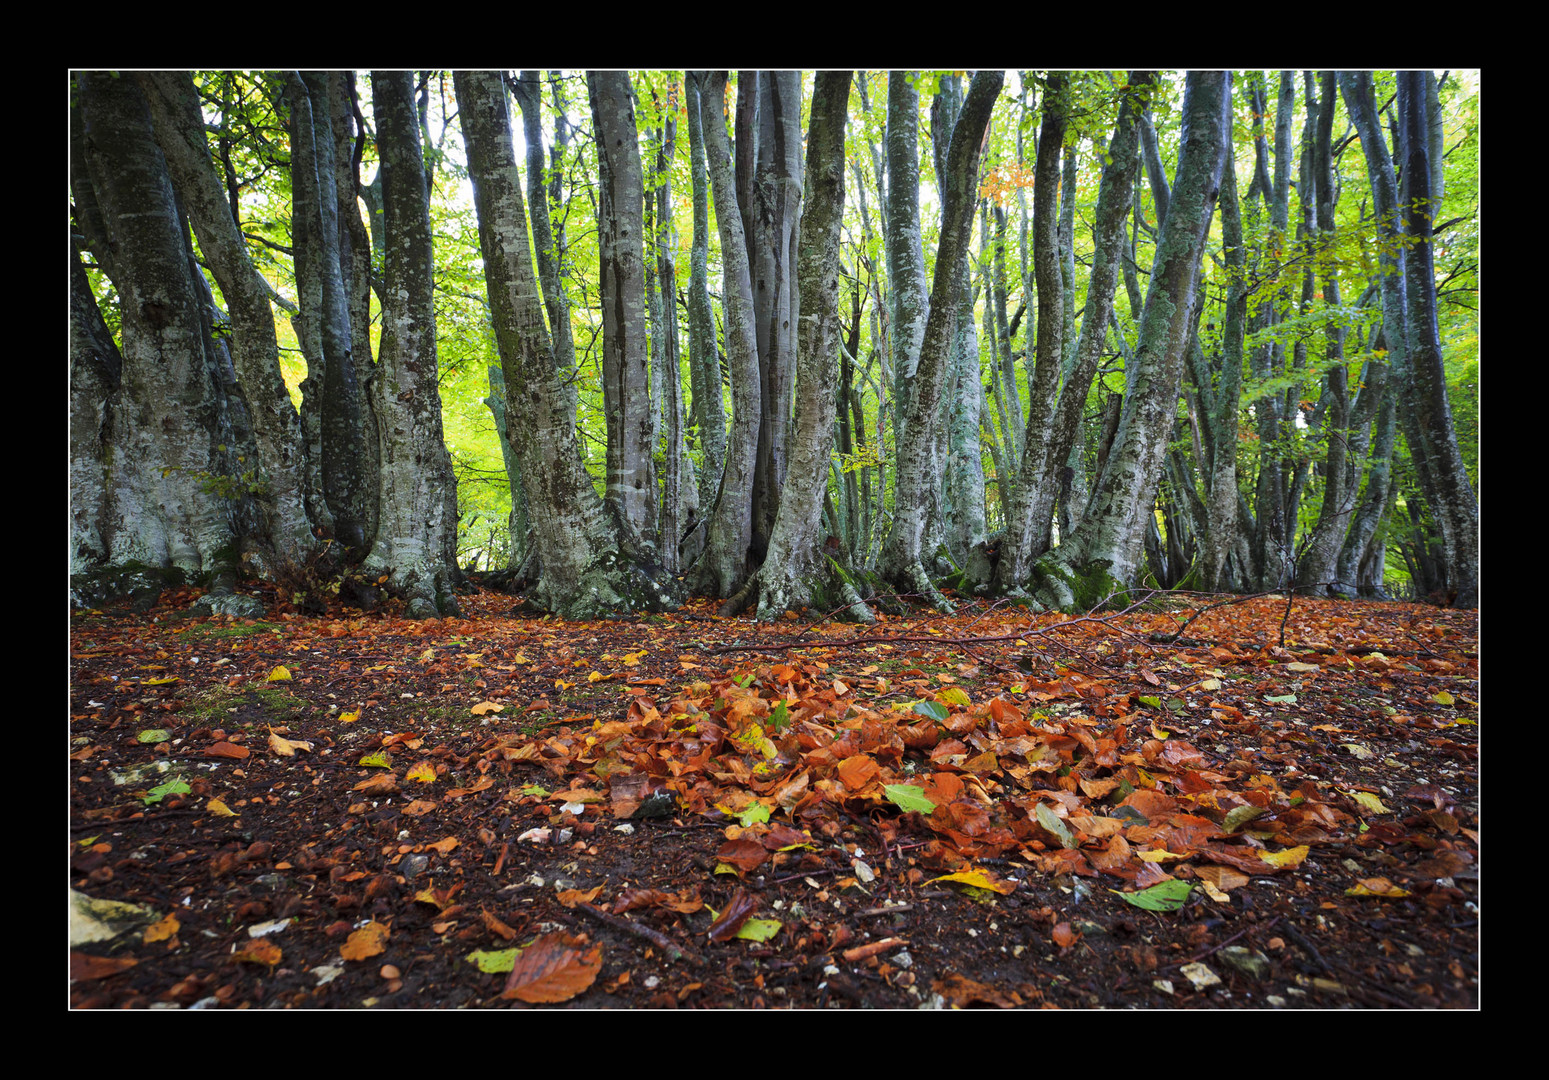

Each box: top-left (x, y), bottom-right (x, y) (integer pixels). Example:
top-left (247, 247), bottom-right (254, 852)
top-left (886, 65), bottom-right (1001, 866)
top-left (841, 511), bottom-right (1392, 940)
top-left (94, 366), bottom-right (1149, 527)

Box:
top-left (268, 727), bottom-right (313, 757)
top-left (266, 665), bottom-right (292, 682)
top-left (470, 701), bottom-right (505, 716)
top-left (1259, 845), bottom-right (1309, 869)
top-left (1136, 849), bottom-right (1187, 862)
top-left (1430, 691), bottom-right (1455, 706)
top-left (1198, 879), bottom-right (1231, 902)
top-left (927, 870), bottom-right (1016, 895)
top-left (143, 676), bottom-right (180, 686)
top-left (1346, 877), bottom-right (1410, 898)
top-left (234, 939), bottom-right (282, 966)
top-left (1344, 789), bottom-right (1390, 815)
top-left (406, 762), bottom-right (438, 783)
top-left (588, 670), bottom-right (604, 683)
top-left (937, 686), bottom-right (971, 706)
top-left (144, 913), bottom-right (180, 943)
top-left (340, 710), bottom-right (361, 724)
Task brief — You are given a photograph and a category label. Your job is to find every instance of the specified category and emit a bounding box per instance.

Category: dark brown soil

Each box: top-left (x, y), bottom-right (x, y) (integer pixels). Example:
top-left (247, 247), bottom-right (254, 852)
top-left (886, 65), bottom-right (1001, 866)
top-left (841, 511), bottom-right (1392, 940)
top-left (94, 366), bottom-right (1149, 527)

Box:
top-left (69, 585), bottom-right (1478, 1009)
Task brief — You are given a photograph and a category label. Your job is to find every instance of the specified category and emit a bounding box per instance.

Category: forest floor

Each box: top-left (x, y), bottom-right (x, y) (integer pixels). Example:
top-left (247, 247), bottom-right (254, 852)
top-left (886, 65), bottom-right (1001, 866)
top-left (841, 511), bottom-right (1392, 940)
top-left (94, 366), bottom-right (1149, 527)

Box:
top-left (68, 581), bottom-right (1478, 1010)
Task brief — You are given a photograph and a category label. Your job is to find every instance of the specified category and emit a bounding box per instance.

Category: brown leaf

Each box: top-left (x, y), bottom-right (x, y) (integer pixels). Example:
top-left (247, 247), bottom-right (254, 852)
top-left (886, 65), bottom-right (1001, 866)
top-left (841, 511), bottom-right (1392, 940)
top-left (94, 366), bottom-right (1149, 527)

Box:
top-left (352, 774), bottom-right (400, 795)
top-left (70, 953), bottom-right (139, 981)
top-left (714, 838), bottom-right (769, 873)
top-left (234, 938), bottom-right (282, 967)
top-left (206, 741), bottom-right (250, 760)
top-left (706, 888), bottom-right (760, 942)
top-left (502, 932), bottom-right (603, 1003)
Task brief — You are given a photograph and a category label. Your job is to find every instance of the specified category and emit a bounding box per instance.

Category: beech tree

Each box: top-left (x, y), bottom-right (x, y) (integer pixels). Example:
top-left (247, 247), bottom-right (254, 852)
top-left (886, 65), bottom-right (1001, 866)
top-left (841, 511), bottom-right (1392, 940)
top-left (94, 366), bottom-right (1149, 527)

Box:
top-left (70, 69), bottom-right (1478, 620)
top-left (455, 69), bottom-right (678, 618)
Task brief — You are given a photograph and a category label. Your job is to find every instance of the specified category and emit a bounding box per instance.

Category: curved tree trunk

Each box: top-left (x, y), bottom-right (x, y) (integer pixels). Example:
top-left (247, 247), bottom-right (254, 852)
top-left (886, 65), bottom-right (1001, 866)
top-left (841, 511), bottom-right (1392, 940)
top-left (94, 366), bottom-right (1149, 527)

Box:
top-left (72, 72), bottom-right (234, 583)
top-left (138, 70), bottom-right (315, 574)
top-left (716, 73), bottom-right (870, 623)
top-left (688, 70), bottom-right (763, 599)
top-left (455, 70), bottom-right (678, 619)
top-left (1030, 72), bottom-right (1231, 610)
top-left (880, 70), bottom-right (1003, 611)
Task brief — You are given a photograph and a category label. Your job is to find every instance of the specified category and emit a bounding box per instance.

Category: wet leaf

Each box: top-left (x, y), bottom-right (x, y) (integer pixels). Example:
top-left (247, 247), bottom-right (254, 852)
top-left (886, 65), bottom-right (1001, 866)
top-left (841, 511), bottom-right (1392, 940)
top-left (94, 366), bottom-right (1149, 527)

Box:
top-left (501, 933), bottom-right (602, 1002)
top-left (340, 921), bottom-right (390, 961)
top-left (1112, 880), bottom-right (1193, 912)
top-left (884, 784), bottom-right (937, 814)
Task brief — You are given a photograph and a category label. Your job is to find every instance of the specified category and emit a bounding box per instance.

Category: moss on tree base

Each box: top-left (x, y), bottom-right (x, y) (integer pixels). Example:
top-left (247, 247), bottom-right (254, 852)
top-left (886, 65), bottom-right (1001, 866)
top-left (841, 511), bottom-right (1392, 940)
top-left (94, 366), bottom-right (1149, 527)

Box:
top-left (1029, 555), bottom-right (1130, 613)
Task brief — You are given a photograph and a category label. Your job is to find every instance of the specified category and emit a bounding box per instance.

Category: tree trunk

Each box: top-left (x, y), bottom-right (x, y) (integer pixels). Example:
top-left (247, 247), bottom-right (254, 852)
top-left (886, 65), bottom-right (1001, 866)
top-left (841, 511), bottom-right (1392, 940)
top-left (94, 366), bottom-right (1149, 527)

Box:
top-left (455, 70), bottom-right (678, 618)
top-left (362, 70), bottom-right (462, 618)
top-left (138, 71), bottom-right (315, 574)
top-left (1031, 72), bottom-right (1231, 610)
top-left (288, 71), bottom-right (372, 553)
top-left (588, 71), bottom-right (659, 548)
top-left (688, 71), bottom-right (763, 599)
top-left (72, 72), bottom-right (235, 584)
top-left (683, 71), bottom-right (726, 515)
top-left (718, 73), bottom-right (869, 622)
top-left (880, 70), bottom-right (1003, 611)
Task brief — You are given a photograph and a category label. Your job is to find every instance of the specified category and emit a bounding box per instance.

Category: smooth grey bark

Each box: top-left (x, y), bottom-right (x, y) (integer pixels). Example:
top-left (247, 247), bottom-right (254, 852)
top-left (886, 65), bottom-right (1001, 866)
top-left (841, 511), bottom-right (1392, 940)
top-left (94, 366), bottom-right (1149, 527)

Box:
top-left (138, 71), bottom-right (315, 573)
top-left (880, 70), bottom-right (1003, 610)
top-left (512, 71), bottom-right (580, 413)
top-left (288, 71), bottom-right (371, 552)
top-left (1250, 71), bottom-right (1299, 590)
top-left (885, 72), bottom-right (931, 439)
top-left (363, 70), bottom-right (462, 618)
top-left (648, 96), bottom-right (699, 573)
top-left (716, 73), bottom-right (869, 622)
top-left (1196, 137), bottom-right (1245, 592)
top-left (928, 75), bottom-right (987, 564)
top-left (996, 73), bottom-right (1070, 589)
top-left (683, 72), bottom-right (726, 513)
top-left (72, 72), bottom-right (233, 580)
top-left (1395, 71), bottom-right (1479, 608)
top-left (70, 238), bottom-right (121, 575)
top-left (455, 70), bottom-right (676, 618)
top-left (688, 71), bottom-right (763, 599)
top-left (1030, 71), bottom-right (1231, 609)
top-left (483, 364), bottom-right (530, 572)
top-left (995, 71), bottom-right (1151, 593)
top-left (588, 71), bottom-right (658, 547)
top-left (748, 71), bottom-right (804, 554)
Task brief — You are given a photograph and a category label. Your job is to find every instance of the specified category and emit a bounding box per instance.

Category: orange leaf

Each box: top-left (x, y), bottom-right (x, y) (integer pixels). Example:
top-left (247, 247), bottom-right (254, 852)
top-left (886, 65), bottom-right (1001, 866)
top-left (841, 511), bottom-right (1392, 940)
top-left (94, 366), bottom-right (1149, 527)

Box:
top-left (206, 741), bottom-right (250, 760)
top-left (340, 921), bottom-right (390, 961)
top-left (234, 938), bottom-right (282, 967)
top-left (1052, 921), bottom-right (1080, 948)
top-left (502, 933), bottom-right (602, 1003)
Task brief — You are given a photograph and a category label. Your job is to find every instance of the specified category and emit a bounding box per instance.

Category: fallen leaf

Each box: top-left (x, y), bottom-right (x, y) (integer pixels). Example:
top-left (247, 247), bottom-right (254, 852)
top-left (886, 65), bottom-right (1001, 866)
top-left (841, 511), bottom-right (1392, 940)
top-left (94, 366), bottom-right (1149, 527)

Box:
top-left (267, 665), bottom-right (292, 682)
top-left (340, 922), bottom-right (390, 961)
top-left (501, 933), bottom-right (602, 1003)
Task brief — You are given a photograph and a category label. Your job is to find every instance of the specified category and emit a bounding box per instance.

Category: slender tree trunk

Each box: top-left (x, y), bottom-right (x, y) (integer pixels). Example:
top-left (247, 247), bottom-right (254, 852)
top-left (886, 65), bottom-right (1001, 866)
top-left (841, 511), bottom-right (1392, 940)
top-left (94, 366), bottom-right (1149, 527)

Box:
top-left (1031, 72), bottom-right (1231, 609)
top-left (718, 73), bottom-right (868, 621)
top-left (363, 70), bottom-right (462, 618)
top-left (683, 72), bottom-right (726, 514)
top-left (880, 71), bottom-right (1003, 610)
top-left (588, 71), bottom-right (658, 548)
top-left (689, 71), bottom-right (763, 598)
top-left (288, 71), bottom-right (371, 553)
top-left (1395, 71), bottom-right (1479, 608)
top-left (456, 70), bottom-right (678, 618)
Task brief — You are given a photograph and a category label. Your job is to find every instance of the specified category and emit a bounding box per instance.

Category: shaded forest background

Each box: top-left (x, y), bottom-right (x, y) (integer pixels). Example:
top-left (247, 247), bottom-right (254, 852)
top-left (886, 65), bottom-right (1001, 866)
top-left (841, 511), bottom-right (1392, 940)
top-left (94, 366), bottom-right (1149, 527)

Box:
top-left (68, 70), bottom-right (1479, 621)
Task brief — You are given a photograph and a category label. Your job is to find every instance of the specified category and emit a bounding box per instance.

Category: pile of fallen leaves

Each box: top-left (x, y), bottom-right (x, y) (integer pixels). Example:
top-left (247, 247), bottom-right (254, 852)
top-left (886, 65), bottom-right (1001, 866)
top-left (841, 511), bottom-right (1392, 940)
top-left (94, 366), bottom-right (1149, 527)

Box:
top-left (69, 587), bottom-right (1478, 1009)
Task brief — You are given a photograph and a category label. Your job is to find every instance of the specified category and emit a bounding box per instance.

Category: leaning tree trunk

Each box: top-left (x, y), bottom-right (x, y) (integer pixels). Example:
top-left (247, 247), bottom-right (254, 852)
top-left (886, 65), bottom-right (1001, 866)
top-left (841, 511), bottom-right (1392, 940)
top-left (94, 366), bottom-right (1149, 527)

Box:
top-left (1030, 71), bottom-right (1231, 611)
top-left (71, 72), bottom-right (234, 585)
top-left (683, 71), bottom-right (726, 514)
top-left (879, 70), bottom-right (1003, 612)
top-left (361, 70), bottom-right (462, 618)
top-left (709, 74), bottom-right (869, 623)
top-left (688, 70), bottom-right (764, 599)
top-left (455, 70), bottom-right (678, 619)
top-left (1395, 71), bottom-right (1479, 608)
top-left (138, 70), bottom-right (315, 574)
